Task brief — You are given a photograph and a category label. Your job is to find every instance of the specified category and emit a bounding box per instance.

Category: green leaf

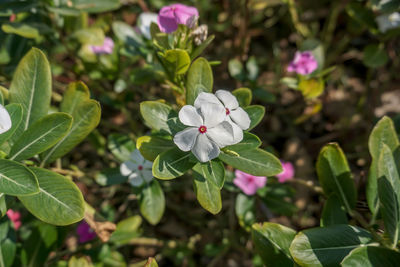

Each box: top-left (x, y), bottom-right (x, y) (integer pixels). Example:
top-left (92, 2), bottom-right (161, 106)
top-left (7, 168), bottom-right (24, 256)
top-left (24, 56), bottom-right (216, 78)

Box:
top-left (224, 132), bottom-right (261, 152)
top-left (371, 0), bottom-right (400, 13)
top-left (0, 104), bottom-right (22, 146)
top-left (235, 193), bottom-right (255, 230)
top-left (377, 144), bottom-right (400, 247)
top-left (346, 3), bottom-right (378, 33)
top-left (252, 222), bottom-right (296, 267)
top-left (140, 180), bottom-right (165, 225)
top-left (320, 193), bottom-right (348, 227)
top-left (9, 113), bottom-right (72, 161)
top-left (18, 167), bottom-right (84, 226)
top-left (298, 78), bottom-right (324, 99)
top-left (137, 135), bottom-right (175, 161)
top-left (110, 215), bottom-right (142, 245)
top-left (232, 87), bottom-right (252, 107)
top-left (152, 148), bottom-right (195, 180)
top-left (59, 81), bottom-right (90, 115)
top-left (190, 35), bottom-right (214, 60)
top-left (228, 58), bottom-right (245, 81)
top-left (193, 160), bottom-right (225, 189)
top-left (186, 57), bottom-right (213, 105)
top-left (0, 217), bottom-right (16, 267)
top-left (164, 49), bottom-right (191, 75)
top-left (67, 0), bottom-right (120, 13)
top-left (95, 168), bottom-right (128, 186)
top-left (289, 225), bottom-right (372, 267)
top-left (244, 105), bottom-right (265, 130)
top-left (140, 101), bottom-right (184, 135)
top-left (9, 48), bottom-right (51, 140)
top-left (341, 246), bottom-right (400, 267)
top-left (108, 133), bottom-right (136, 162)
top-left (193, 170), bottom-right (222, 214)
top-left (363, 44), bottom-right (388, 68)
top-left (40, 99), bottom-right (101, 165)
top-left (0, 159), bottom-right (38, 196)
top-left (112, 21), bottom-right (144, 48)
top-left (219, 148), bottom-right (282, 177)
top-left (367, 116), bottom-right (400, 214)
top-left (145, 257), bottom-right (159, 267)
top-left (316, 143), bottom-right (357, 212)
top-left (1, 23), bottom-right (41, 40)
top-left (258, 184), bottom-right (298, 216)
top-left (73, 28), bottom-right (104, 45)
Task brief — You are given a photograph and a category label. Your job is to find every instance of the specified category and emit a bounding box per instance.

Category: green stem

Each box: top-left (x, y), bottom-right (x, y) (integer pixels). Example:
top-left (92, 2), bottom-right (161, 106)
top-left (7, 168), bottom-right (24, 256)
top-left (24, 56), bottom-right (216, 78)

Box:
top-left (286, 0), bottom-right (311, 38)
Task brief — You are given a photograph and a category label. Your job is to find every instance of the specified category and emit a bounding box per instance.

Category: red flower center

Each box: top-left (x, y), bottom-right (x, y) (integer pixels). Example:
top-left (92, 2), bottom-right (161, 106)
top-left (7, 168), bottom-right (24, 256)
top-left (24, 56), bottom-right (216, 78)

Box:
top-left (225, 108), bottom-right (230, 115)
top-left (138, 165), bottom-right (143, 171)
top-left (198, 125), bottom-right (207, 134)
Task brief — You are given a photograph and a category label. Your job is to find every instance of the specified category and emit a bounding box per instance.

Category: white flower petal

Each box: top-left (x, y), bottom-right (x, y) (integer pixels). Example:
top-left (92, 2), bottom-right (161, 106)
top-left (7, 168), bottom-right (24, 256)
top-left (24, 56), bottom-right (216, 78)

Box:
top-left (130, 150), bottom-right (143, 163)
top-left (143, 161), bottom-right (153, 169)
top-left (129, 174), bottom-right (144, 187)
top-left (200, 103), bottom-right (226, 128)
top-left (206, 121), bottom-right (235, 147)
top-left (227, 118), bottom-right (244, 144)
top-left (179, 105), bottom-right (203, 126)
top-left (230, 107), bottom-right (251, 130)
top-left (140, 170), bottom-right (153, 183)
top-left (215, 90), bottom-right (239, 110)
top-left (191, 133), bottom-right (220, 162)
top-left (0, 104), bottom-right (11, 134)
top-left (120, 160), bottom-right (138, 176)
top-left (138, 12), bottom-right (158, 39)
top-left (174, 127), bottom-right (199, 151)
top-left (194, 92), bottom-right (222, 109)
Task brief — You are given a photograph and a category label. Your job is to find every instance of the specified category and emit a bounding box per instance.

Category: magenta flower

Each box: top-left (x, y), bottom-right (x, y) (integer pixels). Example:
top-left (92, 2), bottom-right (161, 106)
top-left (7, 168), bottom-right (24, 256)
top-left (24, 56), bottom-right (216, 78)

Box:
top-left (233, 170), bottom-right (267, 195)
top-left (90, 37), bottom-right (114, 55)
top-left (276, 161), bottom-right (295, 183)
top-left (6, 209), bottom-right (21, 230)
top-left (157, 3), bottom-right (199, 33)
top-left (76, 221), bottom-right (96, 243)
top-left (287, 51), bottom-right (318, 75)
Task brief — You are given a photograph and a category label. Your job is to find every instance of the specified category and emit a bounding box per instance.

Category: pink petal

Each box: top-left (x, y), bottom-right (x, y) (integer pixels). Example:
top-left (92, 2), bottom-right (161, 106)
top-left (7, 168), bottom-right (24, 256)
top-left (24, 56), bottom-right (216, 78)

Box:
top-left (253, 176), bottom-right (267, 188)
top-left (234, 177), bottom-right (258, 195)
top-left (277, 161), bottom-right (295, 183)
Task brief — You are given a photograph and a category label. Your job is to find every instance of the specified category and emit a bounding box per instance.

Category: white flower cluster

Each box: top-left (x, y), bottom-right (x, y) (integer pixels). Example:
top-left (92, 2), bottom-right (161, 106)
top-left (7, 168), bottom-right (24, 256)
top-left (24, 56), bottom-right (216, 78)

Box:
top-left (120, 150), bottom-right (153, 187)
top-left (174, 90), bottom-right (251, 162)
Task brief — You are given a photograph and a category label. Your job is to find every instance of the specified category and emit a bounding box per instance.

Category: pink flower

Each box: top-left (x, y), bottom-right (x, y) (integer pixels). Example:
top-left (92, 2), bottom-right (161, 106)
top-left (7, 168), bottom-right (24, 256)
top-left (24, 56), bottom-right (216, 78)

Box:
top-left (287, 51), bottom-right (318, 75)
top-left (76, 221), bottom-right (96, 243)
top-left (233, 170), bottom-right (267, 195)
top-left (90, 37), bottom-right (114, 54)
top-left (157, 4), bottom-right (199, 33)
top-left (276, 161), bottom-right (295, 183)
top-left (6, 209), bottom-right (21, 230)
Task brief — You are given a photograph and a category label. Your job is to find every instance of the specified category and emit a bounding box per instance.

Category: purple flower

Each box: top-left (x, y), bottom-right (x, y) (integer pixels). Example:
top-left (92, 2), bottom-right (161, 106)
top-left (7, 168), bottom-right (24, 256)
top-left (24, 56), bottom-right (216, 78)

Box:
top-left (89, 37), bottom-right (114, 55)
top-left (287, 51), bottom-right (318, 75)
top-left (276, 161), bottom-right (295, 183)
top-left (157, 3), bottom-right (199, 33)
top-left (76, 221), bottom-right (96, 243)
top-left (233, 170), bottom-right (267, 195)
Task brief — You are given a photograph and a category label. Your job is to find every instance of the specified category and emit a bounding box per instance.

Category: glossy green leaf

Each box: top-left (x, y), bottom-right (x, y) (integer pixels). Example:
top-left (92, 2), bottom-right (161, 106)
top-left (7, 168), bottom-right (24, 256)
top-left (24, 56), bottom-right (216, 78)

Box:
top-left (244, 105), bottom-right (265, 130)
top-left (193, 160), bottom-right (225, 189)
top-left (152, 148), bottom-right (195, 180)
top-left (186, 57), bottom-right (213, 105)
top-left (0, 104), bottom-right (22, 146)
top-left (140, 180), bottom-right (165, 225)
top-left (367, 116), bottom-right (399, 214)
top-left (224, 132), bottom-right (261, 152)
top-left (289, 225), bottom-right (372, 267)
top-left (377, 144), bottom-right (400, 247)
top-left (140, 101), bottom-right (184, 135)
top-left (9, 48), bottom-right (51, 140)
top-left (252, 222), bottom-right (296, 267)
top-left (137, 135), bottom-right (175, 161)
top-left (110, 215), bottom-right (142, 245)
top-left (0, 217), bottom-right (16, 267)
top-left (41, 99), bottom-right (101, 165)
top-left (193, 170), bottom-right (222, 214)
top-left (316, 143), bottom-right (357, 212)
top-left (320, 193), bottom-right (348, 227)
top-left (164, 49), bottom-right (190, 75)
top-left (219, 148), bottom-right (282, 177)
top-left (108, 133), bottom-right (136, 162)
top-left (363, 44), bottom-right (388, 68)
top-left (9, 113), bottom-right (72, 161)
top-left (232, 87), bottom-right (252, 107)
top-left (73, 28), bottom-right (104, 45)
top-left (341, 246), bottom-right (400, 267)
top-left (0, 194), bottom-right (6, 217)
top-left (235, 194), bottom-right (255, 230)
top-left (95, 168), bottom-right (128, 186)
top-left (0, 159), bottom-right (38, 196)
top-left (18, 167), bottom-right (84, 226)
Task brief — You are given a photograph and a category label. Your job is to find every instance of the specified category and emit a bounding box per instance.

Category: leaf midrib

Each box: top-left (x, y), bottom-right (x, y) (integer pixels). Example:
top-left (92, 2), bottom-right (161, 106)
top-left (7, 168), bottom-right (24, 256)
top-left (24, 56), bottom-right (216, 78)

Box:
top-left (0, 173), bottom-right (30, 190)
top-left (39, 187), bottom-right (80, 218)
top-left (25, 57), bottom-right (38, 130)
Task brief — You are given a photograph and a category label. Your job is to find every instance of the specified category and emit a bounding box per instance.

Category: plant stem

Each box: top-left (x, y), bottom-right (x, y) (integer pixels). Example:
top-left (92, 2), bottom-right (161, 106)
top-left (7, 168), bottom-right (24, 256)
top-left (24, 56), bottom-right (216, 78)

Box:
top-left (286, 0), bottom-right (311, 38)
top-left (287, 178), bottom-right (324, 195)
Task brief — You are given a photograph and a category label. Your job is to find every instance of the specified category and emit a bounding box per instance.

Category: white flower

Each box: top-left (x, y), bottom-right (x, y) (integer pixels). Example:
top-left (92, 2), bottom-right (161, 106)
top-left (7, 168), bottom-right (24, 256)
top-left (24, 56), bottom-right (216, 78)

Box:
top-left (194, 90), bottom-right (251, 144)
top-left (120, 150), bottom-right (153, 187)
top-left (173, 103), bottom-right (234, 162)
top-left (0, 104), bottom-right (11, 134)
top-left (376, 12), bottom-right (400, 33)
top-left (138, 12), bottom-right (158, 39)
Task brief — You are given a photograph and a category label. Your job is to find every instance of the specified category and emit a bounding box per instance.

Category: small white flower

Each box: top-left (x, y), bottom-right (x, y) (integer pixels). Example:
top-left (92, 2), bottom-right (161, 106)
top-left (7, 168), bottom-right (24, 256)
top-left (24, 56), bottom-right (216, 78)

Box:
top-left (138, 12), bottom-right (158, 40)
top-left (0, 104), bottom-right (11, 134)
top-left (376, 12), bottom-right (400, 33)
top-left (194, 90), bottom-right (251, 144)
top-left (173, 103), bottom-right (234, 162)
top-left (120, 150), bottom-right (153, 187)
